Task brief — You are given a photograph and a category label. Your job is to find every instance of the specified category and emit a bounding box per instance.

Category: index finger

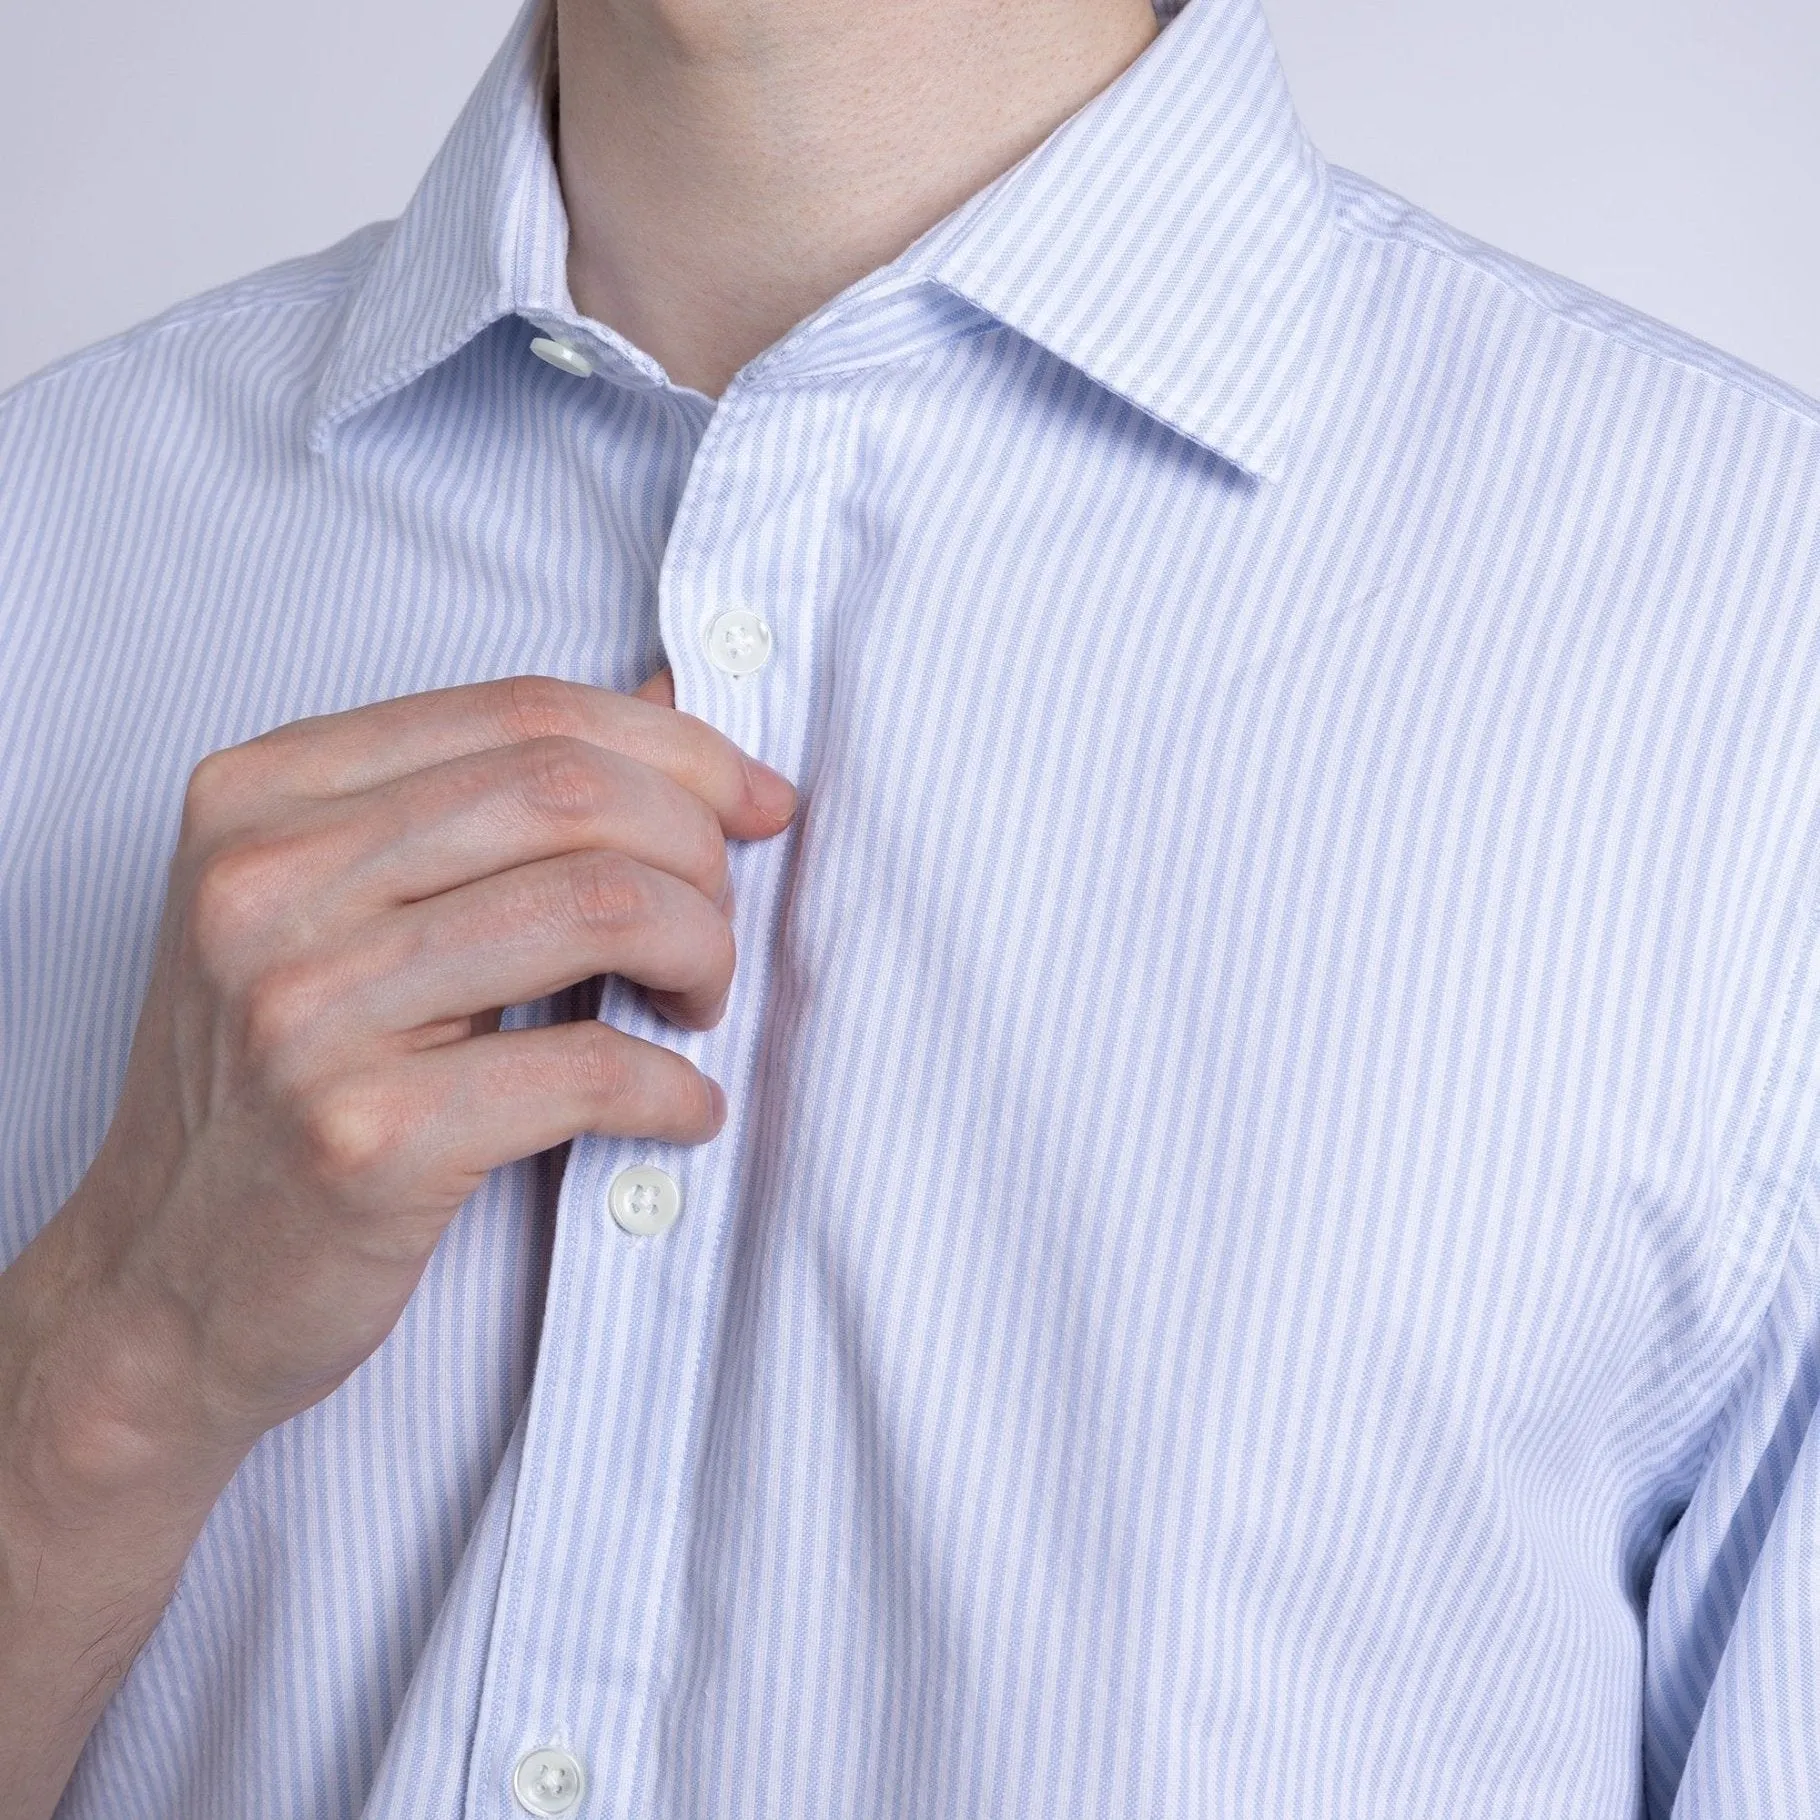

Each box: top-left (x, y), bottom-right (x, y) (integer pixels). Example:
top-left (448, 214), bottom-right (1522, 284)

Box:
top-left (235, 672), bottom-right (796, 836)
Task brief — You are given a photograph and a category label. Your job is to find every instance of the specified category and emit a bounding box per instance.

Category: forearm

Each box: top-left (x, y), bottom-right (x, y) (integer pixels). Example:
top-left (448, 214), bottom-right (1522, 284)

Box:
top-left (0, 1199), bottom-right (241, 1820)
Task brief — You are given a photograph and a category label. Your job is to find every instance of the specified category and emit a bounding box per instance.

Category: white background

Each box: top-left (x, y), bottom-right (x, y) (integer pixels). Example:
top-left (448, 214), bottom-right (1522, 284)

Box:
top-left (3, 0), bottom-right (1817, 398)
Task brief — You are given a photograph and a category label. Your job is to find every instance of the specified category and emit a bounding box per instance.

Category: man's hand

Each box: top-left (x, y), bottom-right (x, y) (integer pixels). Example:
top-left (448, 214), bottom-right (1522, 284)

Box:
top-left (67, 666), bottom-right (791, 1447)
top-left (0, 670), bottom-right (794, 1820)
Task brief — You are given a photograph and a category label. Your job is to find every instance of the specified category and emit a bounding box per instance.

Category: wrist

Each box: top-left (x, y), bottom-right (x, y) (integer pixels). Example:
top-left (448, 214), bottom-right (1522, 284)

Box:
top-left (0, 1195), bottom-right (242, 1820)
top-left (0, 1193), bottom-right (244, 1535)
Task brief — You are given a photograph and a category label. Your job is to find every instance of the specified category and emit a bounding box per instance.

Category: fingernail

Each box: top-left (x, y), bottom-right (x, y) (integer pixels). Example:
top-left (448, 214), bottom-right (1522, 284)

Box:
top-left (745, 757), bottom-right (797, 822)
top-left (719, 876), bottom-right (737, 919)
top-left (707, 1077), bottom-right (727, 1126)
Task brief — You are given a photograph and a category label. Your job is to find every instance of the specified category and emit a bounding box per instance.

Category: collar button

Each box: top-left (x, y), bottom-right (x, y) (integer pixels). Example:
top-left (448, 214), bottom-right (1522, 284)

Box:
top-left (528, 335), bottom-right (594, 379)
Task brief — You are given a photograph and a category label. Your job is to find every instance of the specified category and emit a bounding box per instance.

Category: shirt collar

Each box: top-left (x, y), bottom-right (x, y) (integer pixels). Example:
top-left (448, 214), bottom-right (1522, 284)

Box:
top-left (310, 0), bottom-right (1335, 482)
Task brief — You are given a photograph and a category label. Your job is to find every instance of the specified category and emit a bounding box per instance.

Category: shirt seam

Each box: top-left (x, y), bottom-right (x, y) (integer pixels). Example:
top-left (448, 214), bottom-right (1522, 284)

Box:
top-left (740, 310), bottom-right (1011, 394)
top-left (1685, 819), bottom-right (1820, 1490)
top-left (1326, 200), bottom-right (1820, 447)
top-left (0, 245), bottom-right (384, 430)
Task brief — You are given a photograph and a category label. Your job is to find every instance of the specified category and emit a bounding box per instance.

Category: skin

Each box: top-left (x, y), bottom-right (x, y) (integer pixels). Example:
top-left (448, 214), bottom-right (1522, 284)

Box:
top-left (557, 0), bottom-right (1159, 394)
top-left (0, 2), bottom-right (1158, 1813)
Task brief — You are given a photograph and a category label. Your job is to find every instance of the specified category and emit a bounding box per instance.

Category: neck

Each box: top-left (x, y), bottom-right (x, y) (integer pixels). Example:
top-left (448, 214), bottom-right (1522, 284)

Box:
top-left (551, 0), bottom-right (1160, 395)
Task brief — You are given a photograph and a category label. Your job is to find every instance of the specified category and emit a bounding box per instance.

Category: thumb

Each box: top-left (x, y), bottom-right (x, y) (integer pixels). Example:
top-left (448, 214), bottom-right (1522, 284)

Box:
top-left (632, 665), bottom-right (675, 708)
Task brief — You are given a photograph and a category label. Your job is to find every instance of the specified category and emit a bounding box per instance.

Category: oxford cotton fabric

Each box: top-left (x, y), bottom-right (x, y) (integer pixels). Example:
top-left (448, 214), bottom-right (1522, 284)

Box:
top-left (5, 0), bottom-right (1820, 1814)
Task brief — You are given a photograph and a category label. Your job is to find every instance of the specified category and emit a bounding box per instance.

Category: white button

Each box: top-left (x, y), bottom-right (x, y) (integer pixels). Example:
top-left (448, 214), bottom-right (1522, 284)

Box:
top-left (608, 1164), bottom-right (683, 1237)
top-left (704, 609), bottom-right (774, 677)
top-left (512, 1746), bottom-right (585, 1816)
top-left (528, 336), bottom-right (594, 379)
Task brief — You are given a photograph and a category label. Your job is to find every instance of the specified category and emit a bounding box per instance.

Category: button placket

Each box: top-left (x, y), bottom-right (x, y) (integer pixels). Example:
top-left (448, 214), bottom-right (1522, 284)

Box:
top-left (462, 380), bottom-right (853, 1820)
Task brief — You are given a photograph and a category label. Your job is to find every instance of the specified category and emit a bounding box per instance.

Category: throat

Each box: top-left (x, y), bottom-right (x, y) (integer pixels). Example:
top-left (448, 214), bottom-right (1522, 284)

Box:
top-left (551, 0), bottom-right (1162, 396)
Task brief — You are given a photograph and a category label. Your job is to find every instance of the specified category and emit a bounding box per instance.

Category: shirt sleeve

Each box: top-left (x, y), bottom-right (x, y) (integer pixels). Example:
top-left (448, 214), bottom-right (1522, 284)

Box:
top-left (1643, 1157), bottom-right (1820, 1816)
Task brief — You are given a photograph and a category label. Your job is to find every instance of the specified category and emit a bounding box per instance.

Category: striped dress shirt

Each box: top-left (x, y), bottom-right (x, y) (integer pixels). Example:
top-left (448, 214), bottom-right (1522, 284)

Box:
top-left (5, 0), bottom-right (1820, 1813)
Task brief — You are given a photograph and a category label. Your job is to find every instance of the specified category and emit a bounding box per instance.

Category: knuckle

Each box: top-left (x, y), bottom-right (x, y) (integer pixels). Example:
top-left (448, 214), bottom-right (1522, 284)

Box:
top-left (187, 839), bottom-right (293, 955)
top-left (566, 850), bottom-right (645, 936)
top-left (181, 748), bottom-right (242, 830)
top-left (181, 743), bottom-right (283, 846)
top-left (516, 735), bottom-right (607, 828)
top-left (239, 958), bottom-right (332, 1064)
top-left (499, 674), bottom-right (584, 747)
top-left (296, 1076), bottom-right (405, 1182)
top-left (568, 1026), bottom-right (636, 1116)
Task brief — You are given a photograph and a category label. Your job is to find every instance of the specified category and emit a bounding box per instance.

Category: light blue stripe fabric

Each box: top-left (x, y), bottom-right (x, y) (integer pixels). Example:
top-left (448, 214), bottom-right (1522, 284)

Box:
top-left (6, 0), bottom-right (1820, 1814)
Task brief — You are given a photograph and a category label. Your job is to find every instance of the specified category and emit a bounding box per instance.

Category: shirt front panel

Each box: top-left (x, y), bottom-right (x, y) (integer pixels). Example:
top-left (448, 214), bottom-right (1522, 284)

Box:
top-left (621, 300), bottom-right (1820, 1817)
top-left (0, 303), bottom-right (706, 1819)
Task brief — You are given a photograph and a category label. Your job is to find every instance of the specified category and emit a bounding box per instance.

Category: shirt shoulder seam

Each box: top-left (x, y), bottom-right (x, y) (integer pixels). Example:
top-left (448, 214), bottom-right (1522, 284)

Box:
top-left (0, 224), bottom-right (392, 428)
top-left (1324, 173), bottom-right (1820, 443)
